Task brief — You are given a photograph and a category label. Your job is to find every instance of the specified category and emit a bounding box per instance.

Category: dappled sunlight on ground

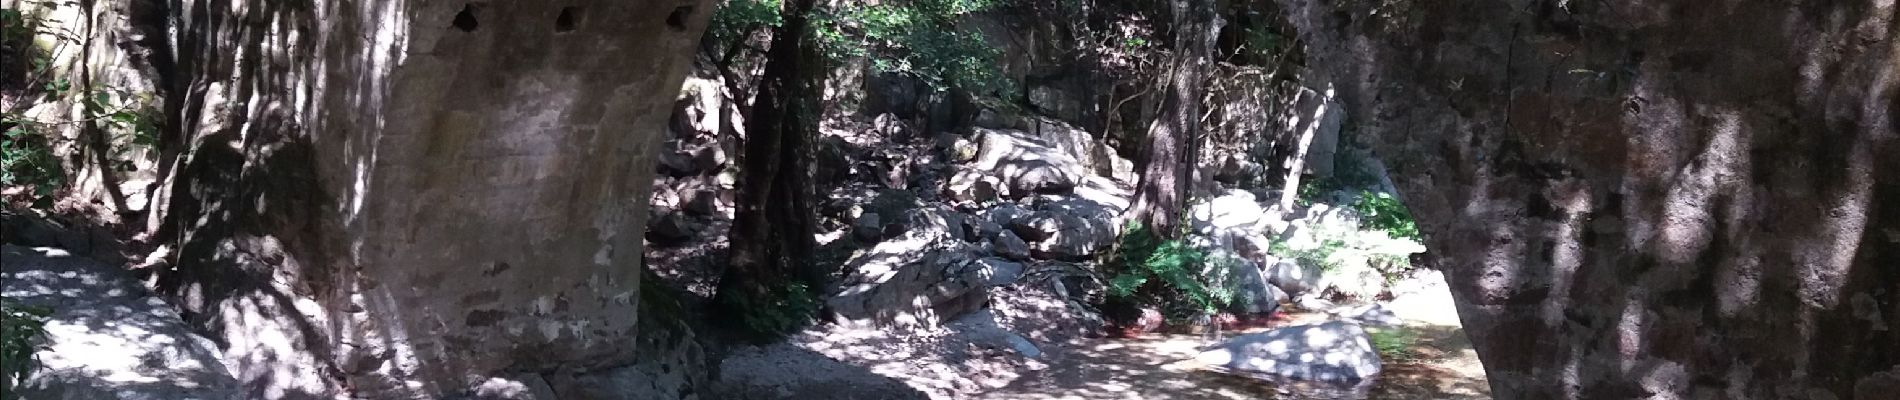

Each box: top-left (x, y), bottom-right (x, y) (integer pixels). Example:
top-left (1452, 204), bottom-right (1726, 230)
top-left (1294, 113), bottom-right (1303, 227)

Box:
top-left (1, 245), bottom-right (240, 398)
top-left (981, 309), bottom-right (1488, 400)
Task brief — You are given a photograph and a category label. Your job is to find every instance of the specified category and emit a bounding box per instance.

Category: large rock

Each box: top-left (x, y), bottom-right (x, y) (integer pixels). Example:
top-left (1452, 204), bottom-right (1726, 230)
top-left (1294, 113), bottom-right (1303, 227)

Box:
top-left (1188, 189), bottom-right (1271, 234)
top-left (1026, 119), bottom-right (1135, 183)
top-left (143, 0), bottom-right (718, 396)
top-left (1196, 320), bottom-right (1382, 386)
top-left (1281, 0), bottom-right (1899, 397)
top-left (1224, 257), bottom-right (1286, 316)
top-left (853, 212), bottom-right (885, 242)
top-left (944, 168), bottom-right (1003, 203)
top-left (1008, 211), bottom-right (1116, 261)
top-left (829, 207), bottom-right (995, 328)
top-left (970, 128), bottom-right (1087, 197)
top-left (991, 230), bottom-right (1032, 261)
top-left (1266, 257), bottom-right (1323, 297)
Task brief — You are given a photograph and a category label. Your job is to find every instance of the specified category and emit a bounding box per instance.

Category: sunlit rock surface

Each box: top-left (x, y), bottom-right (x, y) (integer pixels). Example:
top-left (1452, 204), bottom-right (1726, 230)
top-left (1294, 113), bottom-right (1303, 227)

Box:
top-left (1196, 320), bottom-right (1383, 388)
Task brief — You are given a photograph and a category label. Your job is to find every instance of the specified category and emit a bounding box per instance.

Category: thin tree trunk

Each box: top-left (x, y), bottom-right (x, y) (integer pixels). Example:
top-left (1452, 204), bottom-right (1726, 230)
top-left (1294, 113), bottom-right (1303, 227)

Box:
top-left (1128, 0), bottom-right (1218, 238)
top-left (715, 0), bottom-right (825, 332)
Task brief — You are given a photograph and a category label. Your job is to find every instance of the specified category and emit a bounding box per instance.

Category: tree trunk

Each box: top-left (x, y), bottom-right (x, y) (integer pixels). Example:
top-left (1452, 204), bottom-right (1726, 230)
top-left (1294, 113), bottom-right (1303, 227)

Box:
top-left (715, 0), bottom-right (826, 333)
top-left (1278, 0), bottom-right (1899, 398)
top-left (1129, 0), bottom-right (1219, 237)
top-left (147, 1), bottom-right (715, 396)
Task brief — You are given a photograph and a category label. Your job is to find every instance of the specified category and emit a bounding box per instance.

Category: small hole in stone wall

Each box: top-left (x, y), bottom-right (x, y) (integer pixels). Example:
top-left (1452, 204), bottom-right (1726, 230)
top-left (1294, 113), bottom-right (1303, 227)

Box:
top-left (556, 6), bottom-right (580, 32)
top-left (666, 6), bottom-right (694, 31)
top-left (452, 4), bottom-right (480, 32)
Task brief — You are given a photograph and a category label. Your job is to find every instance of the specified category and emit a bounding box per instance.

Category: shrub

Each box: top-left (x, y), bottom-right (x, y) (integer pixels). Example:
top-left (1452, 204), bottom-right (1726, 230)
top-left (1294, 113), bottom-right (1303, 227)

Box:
top-left (0, 119), bottom-right (63, 200)
top-left (717, 280), bottom-right (820, 339)
top-left (1350, 190), bottom-right (1419, 241)
top-left (819, 0), bottom-right (1010, 94)
top-left (2, 299), bottom-right (51, 399)
top-left (1103, 222), bottom-right (1234, 323)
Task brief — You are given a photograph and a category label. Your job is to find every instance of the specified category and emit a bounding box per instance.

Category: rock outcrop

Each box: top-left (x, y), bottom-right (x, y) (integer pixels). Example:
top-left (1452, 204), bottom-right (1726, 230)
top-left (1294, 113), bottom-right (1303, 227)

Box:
top-left (147, 0), bottom-right (717, 397)
top-left (1280, 0), bottom-right (1898, 397)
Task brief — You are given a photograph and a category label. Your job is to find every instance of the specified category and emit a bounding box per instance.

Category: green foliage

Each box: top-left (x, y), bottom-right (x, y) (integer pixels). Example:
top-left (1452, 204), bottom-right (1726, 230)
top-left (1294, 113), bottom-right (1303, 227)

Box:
top-left (1350, 190), bottom-right (1420, 241)
top-left (708, 0), bottom-right (783, 50)
top-left (0, 117), bottom-right (62, 199)
top-left (707, 0), bottom-right (1010, 93)
top-left (1, 300), bottom-right (52, 399)
top-left (719, 280), bottom-right (820, 338)
top-left (818, 0), bottom-right (1009, 93)
top-left (1367, 327), bottom-right (1419, 362)
top-left (1269, 235), bottom-right (1347, 273)
top-left (1104, 222), bottom-right (1233, 318)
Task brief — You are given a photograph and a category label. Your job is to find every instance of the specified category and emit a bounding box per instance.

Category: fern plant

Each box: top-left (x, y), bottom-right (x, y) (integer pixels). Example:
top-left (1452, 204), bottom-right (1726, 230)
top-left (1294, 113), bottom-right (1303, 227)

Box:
top-left (1104, 222), bottom-right (1234, 322)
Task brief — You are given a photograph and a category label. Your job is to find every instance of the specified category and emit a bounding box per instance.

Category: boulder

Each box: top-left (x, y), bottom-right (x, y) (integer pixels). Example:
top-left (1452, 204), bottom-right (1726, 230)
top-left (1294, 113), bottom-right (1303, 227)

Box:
top-left (972, 108), bottom-right (1023, 130)
top-left (681, 189), bottom-right (719, 216)
top-left (656, 141), bottom-right (700, 177)
top-left (944, 168), bottom-right (1003, 203)
top-left (827, 244), bottom-right (992, 328)
top-left (963, 215), bottom-right (1005, 242)
top-left (974, 258), bottom-right (1025, 286)
top-left (1027, 119), bottom-right (1133, 182)
top-left (692, 145), bottom-right (727, 173)
top-left (646, 212), bottom-right (700, 245)
top-left (992, 230), bottom-right (1032, 261)
top-left (1012, 212), bottom-right (1116, 261)
top-left (1196, 321), bottom-right (1382, 386)
top-left (1329, 303), bottom-right (1402, 327)
top-left (971, 128), bottom-right (1086, 197)
top-left (853, 212), bottom-right (884, 242)
top-left (829, 207), bottom-right (992, 328)
top-left (946, 134), bottom-right (981, 163)
top-left (471, 375), bottom-right (558, 400)
top-left (813, 135), bottom-right (853, 185)
top-left (1007, 212), bottom-right (1059, 242)
top-left (1267, 257), bottom-right (1323, 297)
top-left (982, 202), bottom-right (1033, 228)
top-left (3, 246), bottom-right (242, 400)
top-left (1225, 258), bottom-right (1286, 316)
top-left (872, 112), bottom-right (910, 139)
top-left (1189, 189), bottom-right (1269, 234)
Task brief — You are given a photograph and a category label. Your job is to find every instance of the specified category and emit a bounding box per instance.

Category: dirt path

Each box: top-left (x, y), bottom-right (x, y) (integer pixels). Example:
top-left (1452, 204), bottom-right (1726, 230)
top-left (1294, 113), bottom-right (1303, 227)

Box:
top-left (1, 245), bottom-right (240, 399)
top-left (981, 312), bottom-right (1489, 400)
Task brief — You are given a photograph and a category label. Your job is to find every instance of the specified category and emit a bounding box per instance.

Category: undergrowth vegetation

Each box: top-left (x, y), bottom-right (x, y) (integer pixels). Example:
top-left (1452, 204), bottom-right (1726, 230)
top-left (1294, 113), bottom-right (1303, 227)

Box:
top-left (1, 7), bottom-right (159, 207)
top-left (1366, 326), bottom-right (1419, 362)
top-left (1350, 190), bottom-right (1419, 241)
top-left (1103, 222), bottom-right (1234, 324)
top-left (718, 280), bottom-right (821, 339)
top-left (1, 299), bottom-right (51, 399)
top-left (710, 0), bottom-right (1009, 94)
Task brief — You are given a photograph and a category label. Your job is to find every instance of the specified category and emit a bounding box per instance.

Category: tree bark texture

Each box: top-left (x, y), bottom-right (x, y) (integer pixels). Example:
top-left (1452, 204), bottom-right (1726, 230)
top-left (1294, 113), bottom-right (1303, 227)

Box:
top-left (1278, 0), bottom-right (1899, 397)
top-left (718, 0), bottom-right (826, 318)
top-left (1130, 0), bottom-right (1220, 237)
top-left (148, 0), bottom-right (715, 397)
